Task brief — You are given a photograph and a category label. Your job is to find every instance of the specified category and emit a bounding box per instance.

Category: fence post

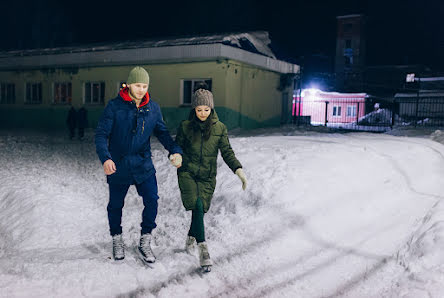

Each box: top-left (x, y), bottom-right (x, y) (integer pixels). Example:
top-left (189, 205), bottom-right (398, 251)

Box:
top-left (324, 101), bottom-right (329, 126)
top-left (391, 100), bottom-right (395, 128)
top-left (415, 78), bottom-right (420, 127)
top-left (356, 102), bottom-right (360, 125)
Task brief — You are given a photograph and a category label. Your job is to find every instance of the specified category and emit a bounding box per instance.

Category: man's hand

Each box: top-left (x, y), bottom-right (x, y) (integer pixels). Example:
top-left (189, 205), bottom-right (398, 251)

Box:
top-left (103, 159), bottom-right (116, 175)
top-left (235, 168), bottom-right (247, 190)
top-left (169, 153), bottom-right (182, 168)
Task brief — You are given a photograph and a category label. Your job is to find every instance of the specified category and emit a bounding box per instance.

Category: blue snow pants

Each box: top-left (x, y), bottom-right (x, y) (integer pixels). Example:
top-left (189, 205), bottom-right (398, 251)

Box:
top-left (107, 174), bottom-right (159, 236)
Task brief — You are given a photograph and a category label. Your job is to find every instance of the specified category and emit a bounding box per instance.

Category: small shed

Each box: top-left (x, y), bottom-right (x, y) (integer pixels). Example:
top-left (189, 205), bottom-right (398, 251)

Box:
top-left (293, 88), bottom-right (367, 126)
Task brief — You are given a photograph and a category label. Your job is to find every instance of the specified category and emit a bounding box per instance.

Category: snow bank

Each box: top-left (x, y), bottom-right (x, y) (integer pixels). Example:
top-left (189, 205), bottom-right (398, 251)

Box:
top-left (395, 199), bottom-right (444, 297)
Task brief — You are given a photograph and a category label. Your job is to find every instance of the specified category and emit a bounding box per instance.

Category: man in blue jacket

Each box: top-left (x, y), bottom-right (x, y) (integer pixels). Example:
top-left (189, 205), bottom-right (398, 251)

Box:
top-left (95, 66), bottom-right (183, 263)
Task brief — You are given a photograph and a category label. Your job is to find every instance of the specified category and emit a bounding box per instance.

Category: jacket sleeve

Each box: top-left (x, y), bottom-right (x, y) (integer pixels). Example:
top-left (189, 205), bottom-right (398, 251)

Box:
top-left (219, 124), bottom-right (242, 173)
top-left (95, 101), bottom-right (114, 164)
top-left (153, 104), bottom-right (183, 156)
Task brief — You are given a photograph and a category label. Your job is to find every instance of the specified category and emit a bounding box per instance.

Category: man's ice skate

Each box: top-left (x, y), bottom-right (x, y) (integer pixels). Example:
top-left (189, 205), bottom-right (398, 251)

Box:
top-left (112, 234), bottom-right (125, 261)
top-left (198, 242), bottom-right (212, 272)
top-left (138, 233), bottom-right (156, 263)
top-left (185, 235), bottom-right (196, 254)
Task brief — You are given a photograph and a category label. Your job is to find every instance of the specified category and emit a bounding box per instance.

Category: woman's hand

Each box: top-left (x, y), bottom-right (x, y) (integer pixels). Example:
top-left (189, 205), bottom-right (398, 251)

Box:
top-left (103, 159), bottom-right (116, 175)
top-left (235, 168), bottom-right (247, 190)
top-left (169, 153), bottom-right (182, 168)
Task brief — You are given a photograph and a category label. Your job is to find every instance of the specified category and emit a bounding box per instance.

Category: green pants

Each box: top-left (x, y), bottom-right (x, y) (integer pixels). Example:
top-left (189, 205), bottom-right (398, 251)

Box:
top-left (188, 198), bottom-right (205, 243)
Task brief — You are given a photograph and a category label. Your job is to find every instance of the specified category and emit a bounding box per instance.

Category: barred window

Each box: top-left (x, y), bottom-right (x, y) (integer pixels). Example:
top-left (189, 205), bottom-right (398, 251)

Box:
top-left (0, 83), bottom-right (15, 104)
top-left (26, 83), bottom-right (42, 104)
top-left (84, 82), bottom-right (105, 104)
top-left (53, 82), bottom-right (72, 104)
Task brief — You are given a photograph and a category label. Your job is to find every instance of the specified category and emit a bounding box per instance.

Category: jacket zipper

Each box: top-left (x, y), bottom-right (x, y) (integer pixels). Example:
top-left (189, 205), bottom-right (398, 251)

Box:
top-left (196, 130), bottom-right (204, 197)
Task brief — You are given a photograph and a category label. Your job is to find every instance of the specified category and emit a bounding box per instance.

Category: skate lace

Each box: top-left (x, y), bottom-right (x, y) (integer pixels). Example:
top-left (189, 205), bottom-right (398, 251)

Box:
top-left (140, 235), bottom-right (153, 256)
top-left (113, 236), bottom-right (124, 252)
top-left (200, 245), bottom-right (210, 260)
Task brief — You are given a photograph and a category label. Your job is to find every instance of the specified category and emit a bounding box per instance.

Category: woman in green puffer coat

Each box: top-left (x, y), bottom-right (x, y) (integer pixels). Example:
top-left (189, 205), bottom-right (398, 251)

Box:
top-left (173, 88), bottom-right (247, 271)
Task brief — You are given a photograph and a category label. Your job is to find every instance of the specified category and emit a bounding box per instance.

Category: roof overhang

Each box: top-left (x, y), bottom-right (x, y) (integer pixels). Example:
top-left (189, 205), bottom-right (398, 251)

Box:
top-left (0, 44), bottom-right (299, 74)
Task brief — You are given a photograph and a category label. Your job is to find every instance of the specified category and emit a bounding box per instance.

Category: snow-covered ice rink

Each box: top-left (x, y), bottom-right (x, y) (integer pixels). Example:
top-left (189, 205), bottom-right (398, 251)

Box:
top-left (1, 128), bottom-right (444, 298)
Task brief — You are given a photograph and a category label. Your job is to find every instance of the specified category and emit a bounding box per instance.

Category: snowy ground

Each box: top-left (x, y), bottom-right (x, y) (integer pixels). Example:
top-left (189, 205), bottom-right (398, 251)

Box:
top-left (1, 127), bottom-right (444, 297)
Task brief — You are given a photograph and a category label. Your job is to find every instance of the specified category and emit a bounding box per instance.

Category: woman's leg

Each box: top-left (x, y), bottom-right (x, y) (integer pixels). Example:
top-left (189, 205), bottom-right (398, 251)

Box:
top-left (188, 197), bottom-right (205, 243)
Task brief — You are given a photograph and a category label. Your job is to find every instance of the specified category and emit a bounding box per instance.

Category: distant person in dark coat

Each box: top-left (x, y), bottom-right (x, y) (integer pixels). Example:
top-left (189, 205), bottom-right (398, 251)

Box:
top-left (77, 106), bottom-right (88, 140)
top-left (66, 106), bottom-right (77, 140)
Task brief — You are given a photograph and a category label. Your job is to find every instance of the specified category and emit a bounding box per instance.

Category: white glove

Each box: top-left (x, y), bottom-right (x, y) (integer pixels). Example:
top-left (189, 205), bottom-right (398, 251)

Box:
top-left (169, 153), bottom-right (182, 168)
top-left (235, 168), bottom-right (247, 190)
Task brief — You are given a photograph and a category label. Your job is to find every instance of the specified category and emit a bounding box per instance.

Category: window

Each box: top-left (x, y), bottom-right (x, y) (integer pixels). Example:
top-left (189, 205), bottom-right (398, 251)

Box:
top-left (0, 83), bottom-right (15, 104)
top-left (84, 82), bottom-right (105, 104)
top-left (53, 82), bottom-right (72, 104)
top-left (344, 56), bottom-right (353, 65)
top-left (344, 23), bottom-right (353, 32)
top-left (26, 83), bottom-right (42, 104)
top-left (181, 79), bottom-right (212, 105)
top-left (347, 105), bottom-right (357, 117)
top-left (345, 39), bottom-right (352, 49)
top-left (333, 106), bottom-right (342, 116)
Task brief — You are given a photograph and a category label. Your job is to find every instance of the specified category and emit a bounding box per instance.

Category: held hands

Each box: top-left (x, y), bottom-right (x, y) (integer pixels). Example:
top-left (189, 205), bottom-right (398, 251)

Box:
top-left (169, 153), bottom-right (182, 168)
top-left (103, 159), bottom-right (116, 175)
top-left (235, 168), bottom-right (247, 190)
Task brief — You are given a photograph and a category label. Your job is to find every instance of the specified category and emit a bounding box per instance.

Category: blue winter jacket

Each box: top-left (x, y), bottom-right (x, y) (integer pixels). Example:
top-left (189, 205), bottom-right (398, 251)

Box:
top-left (95, 88), bottom-right (183, 184)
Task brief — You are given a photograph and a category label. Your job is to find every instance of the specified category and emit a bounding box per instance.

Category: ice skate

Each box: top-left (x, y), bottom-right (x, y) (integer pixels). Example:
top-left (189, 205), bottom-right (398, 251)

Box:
top-left (198, 242), bottom-right (212, 272)
top-left (185, 235), bottom-right (197, 254)
top-left (138, 233), bottom-right (156, 263)
top-left (112, 234), bottom-right (125, 261)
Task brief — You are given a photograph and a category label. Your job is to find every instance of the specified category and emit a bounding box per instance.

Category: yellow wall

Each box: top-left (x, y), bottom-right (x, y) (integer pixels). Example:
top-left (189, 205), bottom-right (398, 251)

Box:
top-left (0, 60), bottom-right (293, 129)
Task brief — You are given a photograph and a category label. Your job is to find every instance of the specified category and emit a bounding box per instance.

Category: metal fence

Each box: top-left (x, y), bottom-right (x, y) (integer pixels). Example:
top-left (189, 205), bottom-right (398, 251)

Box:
top-left (292, 96), bottom-right (444, 131)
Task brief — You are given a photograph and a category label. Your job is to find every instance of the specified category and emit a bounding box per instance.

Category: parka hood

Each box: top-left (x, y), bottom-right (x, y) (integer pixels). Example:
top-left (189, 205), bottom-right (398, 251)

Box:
top-left (119, 87), bottom-right (150, 108)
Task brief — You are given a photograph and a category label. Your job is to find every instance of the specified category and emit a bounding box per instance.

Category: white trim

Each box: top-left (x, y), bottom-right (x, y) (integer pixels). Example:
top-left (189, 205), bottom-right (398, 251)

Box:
top-left (346, 105), bottom-right (357, 117)
top-left (83, 81), bottom-right (105, 105)
top-left (418, 77), bottom-right (444, 82)
top-left (332, 105), bottom-right (342, 117)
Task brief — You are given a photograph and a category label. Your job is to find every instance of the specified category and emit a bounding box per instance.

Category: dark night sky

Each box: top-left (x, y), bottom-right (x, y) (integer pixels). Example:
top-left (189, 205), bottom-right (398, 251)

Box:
top-left (2, 0), bottom-right (444, 71)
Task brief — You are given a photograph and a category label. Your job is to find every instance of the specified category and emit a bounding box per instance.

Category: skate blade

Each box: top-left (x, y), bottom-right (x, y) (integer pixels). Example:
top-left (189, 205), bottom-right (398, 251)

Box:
top-left (201, 265), bottom-right (212, 273)
top-left (134, 247), bottom-right (155, 268)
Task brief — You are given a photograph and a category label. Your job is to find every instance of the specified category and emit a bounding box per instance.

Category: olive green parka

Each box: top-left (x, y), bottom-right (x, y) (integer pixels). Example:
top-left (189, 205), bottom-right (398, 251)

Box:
top-left (175, 110), bottom-right (242, 212)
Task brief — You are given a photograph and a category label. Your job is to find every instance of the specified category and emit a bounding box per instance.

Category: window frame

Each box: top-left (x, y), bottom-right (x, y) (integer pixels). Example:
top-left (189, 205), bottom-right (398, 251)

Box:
top-left (0, 82), bottom-right (15, 104)
top-left (180, 78), bottom-right (212, 106)
top-left (52, 82), bottom-right (72, 104)
top-left (346, 105), bottom-right (357, 117)
top-left (25, 82), bottom-right (43, 104)
top-left (84, 81), bottom-right (105, 105)
top-left (332, 105), bottom-right (342, 117)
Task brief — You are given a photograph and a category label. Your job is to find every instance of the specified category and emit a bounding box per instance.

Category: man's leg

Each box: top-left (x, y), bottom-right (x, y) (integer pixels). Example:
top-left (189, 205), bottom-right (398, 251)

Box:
top-left (107, 183), bottom-right (130, 236)
top-left (135, 174), bottom-right (159, 235)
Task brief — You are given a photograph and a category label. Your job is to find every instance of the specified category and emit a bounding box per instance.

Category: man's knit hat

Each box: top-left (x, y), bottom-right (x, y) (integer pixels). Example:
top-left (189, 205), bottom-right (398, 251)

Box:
top-left (127, 66), bottom-right (150, 86)
top-left (192, 89), bottom-right (214, 109)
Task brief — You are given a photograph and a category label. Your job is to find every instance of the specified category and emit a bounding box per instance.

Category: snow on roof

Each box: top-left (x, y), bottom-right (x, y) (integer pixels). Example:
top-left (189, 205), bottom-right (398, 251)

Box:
top-left (0, 31), bottom-right (276, 59)
top-left (301, 88), bottom-right (367, 98)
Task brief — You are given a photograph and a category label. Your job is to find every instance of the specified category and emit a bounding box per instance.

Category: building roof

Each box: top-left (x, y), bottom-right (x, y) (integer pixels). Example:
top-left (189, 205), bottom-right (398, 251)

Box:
top-left (0, 31), bottom-right (276, 59)
top-left (0, 31), bottom-right (299, 74)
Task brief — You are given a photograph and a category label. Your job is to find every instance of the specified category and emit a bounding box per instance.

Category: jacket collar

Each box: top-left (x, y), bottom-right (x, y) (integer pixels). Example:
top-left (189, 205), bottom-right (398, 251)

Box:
top-left (119, 87), bottom-right (150, 108)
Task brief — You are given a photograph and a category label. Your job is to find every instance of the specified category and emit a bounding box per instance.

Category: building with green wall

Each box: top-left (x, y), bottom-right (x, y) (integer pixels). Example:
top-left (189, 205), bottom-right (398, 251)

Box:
top-left (0, 31), bottom-right (299, 131)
